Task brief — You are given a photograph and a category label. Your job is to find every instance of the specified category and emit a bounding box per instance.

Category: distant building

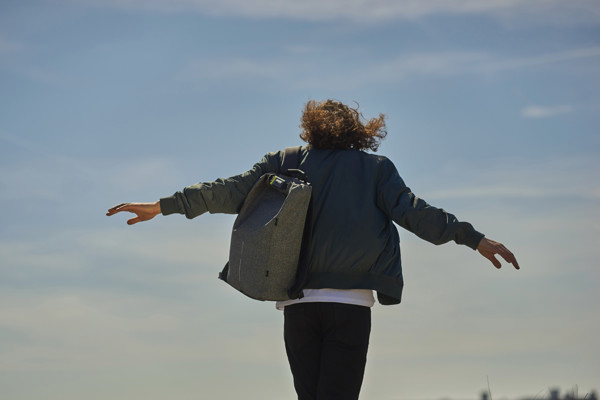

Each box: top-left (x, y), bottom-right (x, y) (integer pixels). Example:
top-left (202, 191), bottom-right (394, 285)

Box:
top-left (551, 389), bottom-right (560, 400)
top-left (517, 387), bottom-right (598, 400)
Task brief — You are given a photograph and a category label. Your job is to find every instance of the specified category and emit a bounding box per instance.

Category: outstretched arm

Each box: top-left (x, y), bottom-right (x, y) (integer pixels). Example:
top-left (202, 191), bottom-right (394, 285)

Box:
top-left (106, 201), bottom-right (161, 225)
top-left (477, 237), bottom-right (520, 270)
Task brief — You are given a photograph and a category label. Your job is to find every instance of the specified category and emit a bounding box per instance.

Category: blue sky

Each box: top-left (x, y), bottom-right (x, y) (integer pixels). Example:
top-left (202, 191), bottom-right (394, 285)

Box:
top-left (1, 1), bottom-right (599, 399)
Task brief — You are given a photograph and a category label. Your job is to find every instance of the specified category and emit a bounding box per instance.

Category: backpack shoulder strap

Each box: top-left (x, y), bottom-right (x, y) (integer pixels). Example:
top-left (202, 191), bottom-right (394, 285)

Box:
top-left (281, 146), bottom-right (302, 173)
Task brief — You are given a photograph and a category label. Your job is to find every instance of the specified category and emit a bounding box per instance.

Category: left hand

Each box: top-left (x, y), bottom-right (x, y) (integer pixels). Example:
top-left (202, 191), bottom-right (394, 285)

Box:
top-left (477, 237), bottom-right (520, 270)
top-left (106, 201), bottom-right (161, 225)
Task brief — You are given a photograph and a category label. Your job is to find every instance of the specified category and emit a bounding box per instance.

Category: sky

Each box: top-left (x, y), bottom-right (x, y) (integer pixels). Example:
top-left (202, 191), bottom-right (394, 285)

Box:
top-left (0, 0), bottom-right (599, 399)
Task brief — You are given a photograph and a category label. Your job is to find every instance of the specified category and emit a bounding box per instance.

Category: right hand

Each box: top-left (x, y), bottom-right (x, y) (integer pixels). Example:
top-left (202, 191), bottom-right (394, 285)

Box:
top-left (477, 237), bottom-right (520, 270)
top-left (106, 201), bottom-right (161, 225)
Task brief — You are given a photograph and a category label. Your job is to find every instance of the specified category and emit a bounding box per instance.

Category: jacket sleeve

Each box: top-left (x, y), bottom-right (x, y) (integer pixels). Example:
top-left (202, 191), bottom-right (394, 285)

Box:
top-left (159, 151), bottom-right (281, 219)
top-left (376, 157), bottom-right (484, 250)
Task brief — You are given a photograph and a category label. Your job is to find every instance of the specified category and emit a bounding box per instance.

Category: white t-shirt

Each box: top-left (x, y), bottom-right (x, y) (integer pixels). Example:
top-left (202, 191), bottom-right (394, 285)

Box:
top-left (276, 288), bottom-right (375, 310)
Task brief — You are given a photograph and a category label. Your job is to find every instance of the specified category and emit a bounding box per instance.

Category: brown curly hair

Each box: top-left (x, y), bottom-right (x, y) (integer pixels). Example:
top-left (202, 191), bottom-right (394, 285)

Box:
top-left (299, 99), bottom-right (387, 152)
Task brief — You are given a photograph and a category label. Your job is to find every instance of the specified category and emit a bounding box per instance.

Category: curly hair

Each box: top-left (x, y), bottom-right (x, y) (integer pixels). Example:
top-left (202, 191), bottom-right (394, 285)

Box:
top-left (299, 99), bottom-right (387, 152)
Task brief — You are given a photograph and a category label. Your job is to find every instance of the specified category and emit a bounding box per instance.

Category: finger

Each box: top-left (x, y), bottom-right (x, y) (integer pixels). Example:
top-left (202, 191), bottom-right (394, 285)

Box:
top-left (511, 256), bottom-right (520, 270)
top-left (108, 203), bottom-right (127, 211)
top-left (502, 252), bottom-right (519, 269)
top-left (485, 253), bottom-right (502, 269)
top-left (106, 203), bottom-right (128, 215)
top-left (498, 245), bottom-right (520, 270)
top-left (498, 249), bottom-right (513, 264)
top-left (127, 216), bottom-right (141, 225)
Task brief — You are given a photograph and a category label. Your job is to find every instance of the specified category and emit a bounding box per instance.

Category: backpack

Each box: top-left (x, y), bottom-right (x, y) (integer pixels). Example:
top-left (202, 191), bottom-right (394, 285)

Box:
top-left (218, 146), bottom-right (313, 301)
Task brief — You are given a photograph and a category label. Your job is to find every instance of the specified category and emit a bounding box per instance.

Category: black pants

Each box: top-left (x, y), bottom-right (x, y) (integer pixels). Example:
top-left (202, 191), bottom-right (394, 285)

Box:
top-left (283, 302), bottom-right (372, 400)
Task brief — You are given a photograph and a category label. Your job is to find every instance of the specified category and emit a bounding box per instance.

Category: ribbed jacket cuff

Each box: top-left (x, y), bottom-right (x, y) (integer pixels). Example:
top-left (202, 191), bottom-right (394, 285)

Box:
top-left (159, 195), bottom-right (182, 216)
top-left (463, 229), bottom-right (485, 250)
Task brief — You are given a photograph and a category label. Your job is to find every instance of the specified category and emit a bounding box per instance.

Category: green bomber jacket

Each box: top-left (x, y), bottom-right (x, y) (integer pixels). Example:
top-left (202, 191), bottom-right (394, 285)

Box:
top-left (159, 146), bottom-right (484, 305)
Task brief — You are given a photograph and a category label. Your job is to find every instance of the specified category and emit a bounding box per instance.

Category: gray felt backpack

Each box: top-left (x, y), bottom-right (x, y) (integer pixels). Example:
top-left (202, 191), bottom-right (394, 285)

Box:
top-left (218, 146), bottom-right (313, 301)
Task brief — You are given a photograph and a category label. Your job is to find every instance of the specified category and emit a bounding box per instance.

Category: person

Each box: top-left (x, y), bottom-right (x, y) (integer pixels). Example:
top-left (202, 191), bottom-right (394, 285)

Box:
top-left (107, 99), bottom-right (519, 400)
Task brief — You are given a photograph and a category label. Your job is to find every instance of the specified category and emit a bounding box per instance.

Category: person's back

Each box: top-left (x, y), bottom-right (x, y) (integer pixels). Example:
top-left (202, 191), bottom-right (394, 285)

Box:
top-left (299, 148), bottom-right (395, 289)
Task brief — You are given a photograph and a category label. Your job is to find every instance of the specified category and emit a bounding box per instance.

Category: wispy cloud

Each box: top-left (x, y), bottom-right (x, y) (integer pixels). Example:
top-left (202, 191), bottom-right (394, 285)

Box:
top-left (0, 36), bottom-right (60, 85)
top-left (420, 155), bottom-right (600, 201)
top-left (0, 36), bottom-right (21, 55)
top-left (67, 0), bottom-right (600, 24)
top-left (521, 104), bottom-right (573, 119)
top-left (368, 46), bottom-right (600, 78)
top-left (178, 57), bottom-right (292, 82)
top-left (177, 46), bottom-right (600, 90)
top-left (0, 131), bottom-right (183, 203)
top-left (369, 51), bottom-right (489, 78)
top-left (487, 46), bottom-right (600, 71)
